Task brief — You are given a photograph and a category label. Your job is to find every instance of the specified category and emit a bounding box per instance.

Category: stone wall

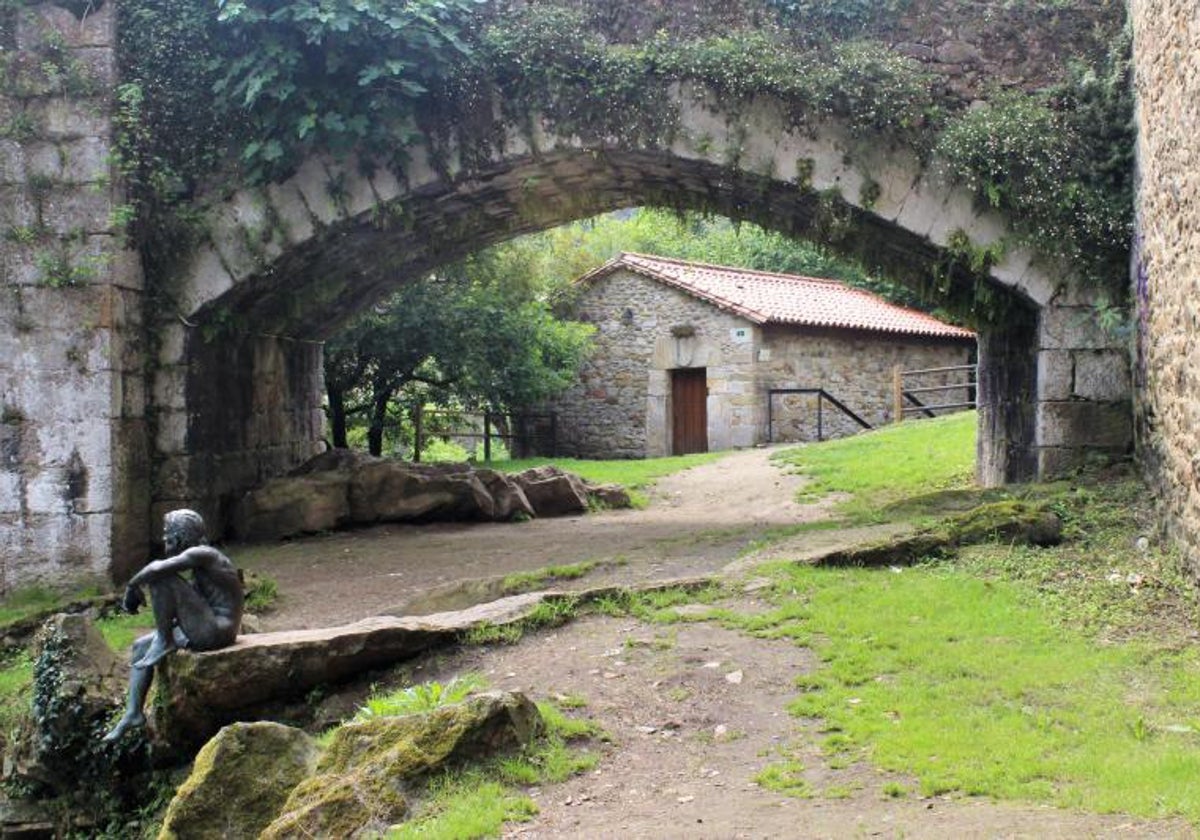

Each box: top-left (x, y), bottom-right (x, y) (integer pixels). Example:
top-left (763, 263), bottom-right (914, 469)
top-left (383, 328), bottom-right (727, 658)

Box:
top-left (152, 331), bottom-right (325, 537)
top-left (1130, 0), bottom-right (1200, 572)
top-left (551, 269), bottom-right (973, 458)
top-left (0, 2), bottom-right (147, 591)
top-left (759, 325), bottom-right (973, 441)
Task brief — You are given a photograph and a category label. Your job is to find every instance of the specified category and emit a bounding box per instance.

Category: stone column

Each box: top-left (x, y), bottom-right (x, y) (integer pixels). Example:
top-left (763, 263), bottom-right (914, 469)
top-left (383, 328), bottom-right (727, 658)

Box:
top-left (0, 2), bottom-right (148, 590)
top-left (976, 313), bottom-right (1038, 486)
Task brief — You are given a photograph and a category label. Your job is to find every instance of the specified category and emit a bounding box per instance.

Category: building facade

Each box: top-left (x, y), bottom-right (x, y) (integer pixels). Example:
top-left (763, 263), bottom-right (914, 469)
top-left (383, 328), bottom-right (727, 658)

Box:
top-left (551, 254), bottom-right (976, 459)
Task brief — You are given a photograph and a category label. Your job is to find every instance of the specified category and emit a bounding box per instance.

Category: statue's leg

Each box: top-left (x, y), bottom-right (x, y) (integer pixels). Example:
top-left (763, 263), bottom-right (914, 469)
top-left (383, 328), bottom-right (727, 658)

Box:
top-left (102, 634), bottom-right (154, 743)
top-left (133, 575), bottom-right (211, 669)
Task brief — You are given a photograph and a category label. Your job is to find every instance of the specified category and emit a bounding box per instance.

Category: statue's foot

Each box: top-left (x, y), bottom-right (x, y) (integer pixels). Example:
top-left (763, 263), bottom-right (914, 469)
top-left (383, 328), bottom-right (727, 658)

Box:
top-left (101, 711), bottom-right (145, 743)
top-left (132, 637), bottom-right (176, 669)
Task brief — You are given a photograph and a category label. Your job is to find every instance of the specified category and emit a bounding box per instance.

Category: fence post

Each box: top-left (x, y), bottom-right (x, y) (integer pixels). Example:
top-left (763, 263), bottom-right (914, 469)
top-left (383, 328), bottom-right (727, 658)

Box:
top-left (892, 364), bottom-right (904, 424)
top-left (817, 392), bottom-right (824, 441)
top-left (413, 404), bottom-right (423, 462)
top-left (483, 411), bottom-right (492, 462)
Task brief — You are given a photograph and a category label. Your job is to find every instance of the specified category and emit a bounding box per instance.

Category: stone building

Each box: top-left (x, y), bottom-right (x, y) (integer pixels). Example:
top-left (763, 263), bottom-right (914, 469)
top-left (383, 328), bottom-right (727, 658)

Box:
top-left (550, 253), bottom-right (976, 459)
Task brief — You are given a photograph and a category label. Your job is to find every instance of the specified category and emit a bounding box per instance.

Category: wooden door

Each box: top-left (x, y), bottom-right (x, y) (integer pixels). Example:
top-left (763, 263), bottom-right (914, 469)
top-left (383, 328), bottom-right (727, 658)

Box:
top-left (671, 368), bottom-right (708, 455)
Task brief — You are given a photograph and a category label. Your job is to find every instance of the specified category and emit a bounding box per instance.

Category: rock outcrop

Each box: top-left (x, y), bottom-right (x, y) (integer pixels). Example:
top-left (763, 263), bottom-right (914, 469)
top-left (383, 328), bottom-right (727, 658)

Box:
top-left (232, 453), bottom-right (626, 541)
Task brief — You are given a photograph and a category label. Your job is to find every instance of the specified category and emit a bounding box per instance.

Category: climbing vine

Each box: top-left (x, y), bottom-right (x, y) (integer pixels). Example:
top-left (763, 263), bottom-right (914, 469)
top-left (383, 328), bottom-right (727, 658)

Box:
top-left (110, 0), bottom-right (1134, 309)
top-left (936, 29), bottom-right (1134, 293)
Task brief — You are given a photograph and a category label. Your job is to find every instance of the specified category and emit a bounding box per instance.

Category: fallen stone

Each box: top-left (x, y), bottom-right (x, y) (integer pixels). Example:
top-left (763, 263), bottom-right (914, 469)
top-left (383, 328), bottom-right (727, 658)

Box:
top-left (475, 468), bottom-right (536, 521)
top-left (350, 461), bottom-right (495, 523)
top-left (813, 500), bottom-right (1063, 567)
top-left (261, 692), bottom-right (541, 839)
top-left (158, 722), bottom-right (319, 840)
top-left (586, 482), bottom-right (633, 510)
top-left (513, 466), bottom-right (590, 517)
top-left (231, 473), bottom-right (351, 542)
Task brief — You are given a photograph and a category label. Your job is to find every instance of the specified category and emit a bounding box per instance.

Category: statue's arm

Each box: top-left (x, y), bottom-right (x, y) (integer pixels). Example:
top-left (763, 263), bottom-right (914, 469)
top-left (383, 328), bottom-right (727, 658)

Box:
top-left (127, 547), bottom-right (210, 587)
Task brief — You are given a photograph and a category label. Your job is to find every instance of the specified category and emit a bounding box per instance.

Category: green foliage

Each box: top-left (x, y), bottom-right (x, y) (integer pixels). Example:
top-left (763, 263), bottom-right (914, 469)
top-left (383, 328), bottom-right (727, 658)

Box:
top-left (500, 561), bottom-right (598, 595)
top-left (96, 612), bottom-right (154, 653)
top-left (774, 411), bottom-right (977, 523)
top-left (324, 245), bottom-right (594, 456)
top-left (355, 673), bottom-right (487, 721)
top-left (0, 586), bottom-right (83, 628)
top-left (0, 649), bottom-right (33, 747)
top-left (211, 0), bottom-right (485, 180)
top-left (243, 571), bottom-right (278, 613)
top-left (936, 31), bottom-right (1134, 295)
top-left (754, 759), bottom-right (812, 797)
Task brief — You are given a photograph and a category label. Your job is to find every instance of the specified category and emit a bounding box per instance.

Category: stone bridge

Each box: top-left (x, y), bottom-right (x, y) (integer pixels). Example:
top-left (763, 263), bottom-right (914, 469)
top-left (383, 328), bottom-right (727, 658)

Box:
top-left (0, 0), bottom-right (1165, 590)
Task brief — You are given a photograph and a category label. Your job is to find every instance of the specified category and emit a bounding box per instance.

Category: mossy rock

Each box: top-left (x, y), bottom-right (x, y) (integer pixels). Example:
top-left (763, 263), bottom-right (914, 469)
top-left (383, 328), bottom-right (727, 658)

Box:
top-left (816, 500), bottom-right (1062, 567)
top-left (262, 691), bottom-right (541, 839)
top-left (946, 500), bottom-right (1062, 547)
top-left (157, 721), bottom-right (318, 840)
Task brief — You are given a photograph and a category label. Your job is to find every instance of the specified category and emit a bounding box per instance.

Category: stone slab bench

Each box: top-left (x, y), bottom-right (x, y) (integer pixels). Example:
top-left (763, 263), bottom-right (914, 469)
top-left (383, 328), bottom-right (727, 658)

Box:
top-left (155, 593), bottom-right (546, 750)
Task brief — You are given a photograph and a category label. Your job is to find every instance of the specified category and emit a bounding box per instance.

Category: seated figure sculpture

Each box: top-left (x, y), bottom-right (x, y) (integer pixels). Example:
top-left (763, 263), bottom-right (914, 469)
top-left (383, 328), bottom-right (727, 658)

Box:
top-left (102, 509), bottom-right (244, 743)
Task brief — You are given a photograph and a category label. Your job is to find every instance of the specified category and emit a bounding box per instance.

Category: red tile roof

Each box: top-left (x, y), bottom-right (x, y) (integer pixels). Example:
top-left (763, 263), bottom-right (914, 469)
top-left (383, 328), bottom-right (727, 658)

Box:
top-left (578, 253), bottom-right (976, 340)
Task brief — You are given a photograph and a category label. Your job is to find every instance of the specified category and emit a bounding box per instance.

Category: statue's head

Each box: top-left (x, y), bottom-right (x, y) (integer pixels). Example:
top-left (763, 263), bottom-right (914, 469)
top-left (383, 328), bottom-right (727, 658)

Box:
top-left (163, 509), bottom-right (207, 553)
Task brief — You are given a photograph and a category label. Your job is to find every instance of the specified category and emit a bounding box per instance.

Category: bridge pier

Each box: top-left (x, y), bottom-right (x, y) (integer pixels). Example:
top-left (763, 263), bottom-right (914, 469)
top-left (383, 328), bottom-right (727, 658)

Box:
top-left (0, 2), bottom-right (149, 592)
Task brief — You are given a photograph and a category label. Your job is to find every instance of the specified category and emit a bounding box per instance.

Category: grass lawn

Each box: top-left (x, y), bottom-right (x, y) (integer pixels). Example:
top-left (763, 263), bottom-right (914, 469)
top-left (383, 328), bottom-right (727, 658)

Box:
top-left (773, 411), bottom-right (976, 522)
top-left (737, 411), bottom-right (1200, 823)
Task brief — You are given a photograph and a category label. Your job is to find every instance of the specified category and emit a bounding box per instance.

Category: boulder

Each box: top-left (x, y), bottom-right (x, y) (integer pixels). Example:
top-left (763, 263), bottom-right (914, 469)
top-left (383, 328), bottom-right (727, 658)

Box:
top-left (586, 482), bottom-right (633, 510)
top-left (349, 461), bottom-right (495, 523)
top-left (512, 466), bottom-right (590, 517)
top-left (475, 468), bottom-right (536, 521)
top-left (157, 722), bottom-right (319, 840)
top-left (232, 473), bottom-right (351, 541)
top-left (261, 692), bottom-right (541, 839)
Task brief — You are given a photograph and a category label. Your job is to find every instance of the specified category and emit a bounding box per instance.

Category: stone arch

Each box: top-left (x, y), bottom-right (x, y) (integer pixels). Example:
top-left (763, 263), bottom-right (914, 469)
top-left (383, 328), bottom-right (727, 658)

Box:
top-left (154, 85), bottom-right (1129, 530)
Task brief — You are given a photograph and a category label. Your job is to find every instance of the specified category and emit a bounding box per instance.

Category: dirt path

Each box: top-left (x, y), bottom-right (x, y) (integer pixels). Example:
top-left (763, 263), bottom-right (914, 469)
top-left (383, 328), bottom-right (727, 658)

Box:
top-left (237, 451), bottom-right (1195, 838)
top-left (239, 447), bottom-right (861, 631)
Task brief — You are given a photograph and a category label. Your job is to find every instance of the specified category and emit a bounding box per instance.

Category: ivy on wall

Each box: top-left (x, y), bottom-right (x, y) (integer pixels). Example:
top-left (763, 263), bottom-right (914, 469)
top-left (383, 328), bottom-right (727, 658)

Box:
top-left (111, 0), bottom-right (1135, 311)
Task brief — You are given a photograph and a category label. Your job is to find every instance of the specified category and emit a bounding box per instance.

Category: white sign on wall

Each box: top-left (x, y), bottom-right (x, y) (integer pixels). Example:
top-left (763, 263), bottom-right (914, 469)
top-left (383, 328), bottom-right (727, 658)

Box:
top-left (730, 327), bottom-right (751, 343)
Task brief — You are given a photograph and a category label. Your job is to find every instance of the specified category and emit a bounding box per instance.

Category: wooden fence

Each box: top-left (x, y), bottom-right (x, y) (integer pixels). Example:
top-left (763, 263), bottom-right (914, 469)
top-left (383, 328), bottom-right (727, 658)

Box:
top-left (891, 363), bottom-right (978, 423)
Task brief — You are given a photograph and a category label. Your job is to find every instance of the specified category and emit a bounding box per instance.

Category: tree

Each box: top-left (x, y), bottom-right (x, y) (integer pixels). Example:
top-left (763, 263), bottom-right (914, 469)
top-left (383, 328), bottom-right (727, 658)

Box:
top-left (324, 250), bottom-right (593, 456)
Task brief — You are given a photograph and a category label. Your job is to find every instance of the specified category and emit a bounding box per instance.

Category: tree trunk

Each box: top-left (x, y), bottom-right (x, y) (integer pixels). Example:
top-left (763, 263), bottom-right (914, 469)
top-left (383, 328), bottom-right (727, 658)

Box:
top-left (328, 384), bottom-right (349, 449)
top-left (367, 389), bottom-right (390, 457)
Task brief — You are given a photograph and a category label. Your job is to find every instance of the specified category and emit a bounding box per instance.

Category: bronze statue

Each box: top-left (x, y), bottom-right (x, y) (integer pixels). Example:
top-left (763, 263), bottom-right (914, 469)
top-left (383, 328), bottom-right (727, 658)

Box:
top-left (102, 509), bottom-right (244, 743)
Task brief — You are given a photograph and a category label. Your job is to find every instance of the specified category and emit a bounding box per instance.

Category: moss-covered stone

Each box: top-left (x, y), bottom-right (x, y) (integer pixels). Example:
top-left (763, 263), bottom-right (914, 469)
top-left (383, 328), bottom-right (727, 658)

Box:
top-left (815, 500), bottom-right (1062, 567)
top-left (947, 500), bottom-right (1063, 547)
top-left (261, 691), bottom-right (541, 839)
top-left (157, 721), bottom-right (318, 840)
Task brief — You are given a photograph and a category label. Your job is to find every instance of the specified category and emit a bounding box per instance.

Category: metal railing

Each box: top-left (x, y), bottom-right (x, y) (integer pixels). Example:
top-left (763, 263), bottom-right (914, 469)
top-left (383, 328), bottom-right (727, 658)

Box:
top-left (891, 363), bottom-right (978, 422)
top-left (767, 388), bottom-right (873, 443)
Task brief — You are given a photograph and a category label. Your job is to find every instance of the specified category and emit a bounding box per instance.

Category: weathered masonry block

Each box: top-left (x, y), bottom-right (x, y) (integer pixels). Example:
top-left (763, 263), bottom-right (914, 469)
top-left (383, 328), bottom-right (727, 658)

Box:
top-left (0, 2), bottom-right (148, 591)
top-left (1131, 0), bottom-right (1200, 574)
